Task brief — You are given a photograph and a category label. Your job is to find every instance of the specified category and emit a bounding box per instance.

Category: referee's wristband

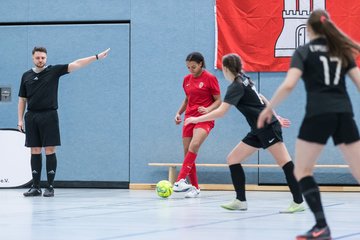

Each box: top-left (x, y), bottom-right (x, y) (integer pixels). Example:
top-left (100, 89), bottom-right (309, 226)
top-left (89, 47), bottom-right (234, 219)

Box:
top-left (95, 54), bottom-right (99, 60)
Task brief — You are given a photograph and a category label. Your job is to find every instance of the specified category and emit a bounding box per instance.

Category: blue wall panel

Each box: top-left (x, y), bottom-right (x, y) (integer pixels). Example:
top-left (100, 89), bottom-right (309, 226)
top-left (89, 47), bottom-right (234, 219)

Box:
top-left (36, 24), bottom-right (129, 181)
top-left (0, 27), bottom-right (29, 126)
top-left (129, 0), bottom-right (242, 184)
top-left (0, 0), bottom-right (130, 22)
top-left (0, 24), bottom-right (130, 182)
top-left (1, 0), bottom-right (359, 185)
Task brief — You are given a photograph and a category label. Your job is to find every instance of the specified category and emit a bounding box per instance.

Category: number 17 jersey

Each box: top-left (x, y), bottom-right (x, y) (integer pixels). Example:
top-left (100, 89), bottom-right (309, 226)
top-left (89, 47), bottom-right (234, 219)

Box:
top-left (290, 37), bottom-right (356, 118)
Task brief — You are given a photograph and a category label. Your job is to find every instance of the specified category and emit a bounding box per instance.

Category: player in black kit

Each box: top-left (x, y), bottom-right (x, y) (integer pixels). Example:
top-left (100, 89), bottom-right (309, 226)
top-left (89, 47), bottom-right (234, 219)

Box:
top-left (258, 10), bottom-right (360, 240)
top-left (18, 46), bottom-right (110, 197)
top-left (185, 53), bottom-right (304, 213)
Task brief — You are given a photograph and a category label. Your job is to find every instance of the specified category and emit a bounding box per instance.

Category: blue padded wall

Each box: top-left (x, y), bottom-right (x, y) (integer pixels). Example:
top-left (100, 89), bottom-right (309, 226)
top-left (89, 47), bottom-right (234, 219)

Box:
top-left (1, 0), bottom-right (359, 185)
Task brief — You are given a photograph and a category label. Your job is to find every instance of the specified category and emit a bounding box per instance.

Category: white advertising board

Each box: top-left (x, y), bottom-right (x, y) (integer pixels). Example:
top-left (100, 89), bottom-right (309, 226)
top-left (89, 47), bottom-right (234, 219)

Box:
top-left (0, 129), bottom-right (31, 188)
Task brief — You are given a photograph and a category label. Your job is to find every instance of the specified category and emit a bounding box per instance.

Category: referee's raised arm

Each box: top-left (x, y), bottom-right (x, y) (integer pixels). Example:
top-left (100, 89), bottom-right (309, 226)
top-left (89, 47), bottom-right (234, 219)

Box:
top-left (68, 48), bottom-right (110, 73)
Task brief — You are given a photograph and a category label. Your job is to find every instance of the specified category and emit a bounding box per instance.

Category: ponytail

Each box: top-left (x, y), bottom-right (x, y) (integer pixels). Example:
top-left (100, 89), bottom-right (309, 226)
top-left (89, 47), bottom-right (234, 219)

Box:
top-left (308, 9), bottom-right (360, 67)
top-left (222, 54), bottom-right (254, 86)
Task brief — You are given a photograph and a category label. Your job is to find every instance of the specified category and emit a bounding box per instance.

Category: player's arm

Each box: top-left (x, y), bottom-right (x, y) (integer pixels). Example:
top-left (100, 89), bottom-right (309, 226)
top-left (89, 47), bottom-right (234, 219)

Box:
top-left (259, 94), bottom-right (278, 114)
top-left (68, 48), bottom-right (110, 73)
top-left (185, 102), bottom-right (231, 125)
top-left (259, 94), bottom-right (291, 128)
top-left (174, 97), bottom-right (188, 125)
top-left (17, 97), bottom-right (27, 132)
top-left (198, 94), bottom-right (221, 114)
top-left (348, 67), bottom-right (360, 92)
top-left (257, 68), bottom-right (302, 128)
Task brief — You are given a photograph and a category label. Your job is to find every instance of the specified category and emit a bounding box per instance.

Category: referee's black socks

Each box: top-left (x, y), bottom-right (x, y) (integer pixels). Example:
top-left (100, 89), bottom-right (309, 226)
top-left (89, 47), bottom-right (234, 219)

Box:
top-left (31, 154), bottom-right (42, 188)
top-left (46, 153), bottom-right (57, 187)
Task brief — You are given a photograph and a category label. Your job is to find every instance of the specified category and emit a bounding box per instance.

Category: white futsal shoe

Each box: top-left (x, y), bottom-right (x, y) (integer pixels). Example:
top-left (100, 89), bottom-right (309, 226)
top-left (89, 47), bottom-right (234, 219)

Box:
top-left (173, 179), bottom-right (192, 192)
top-left (221, 199), bottom-right (248, 211)
top-left (185, 186), bottom-right (200, 198)
top-left (279, 201), bottom-right (305, 213)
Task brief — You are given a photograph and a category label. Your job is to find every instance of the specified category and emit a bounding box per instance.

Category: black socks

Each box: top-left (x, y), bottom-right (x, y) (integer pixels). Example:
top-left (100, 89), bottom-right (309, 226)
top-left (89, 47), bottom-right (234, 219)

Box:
top-left (46, 153), bottom-right (57, 187)
top-left (282, 161), bottom-right (303, 204)
top-left (31, 154), bottom-right (42, 187)
top-left (229, 164), bottom-right (246, 201)
top-left (299, 176), bottom-right (327, 228)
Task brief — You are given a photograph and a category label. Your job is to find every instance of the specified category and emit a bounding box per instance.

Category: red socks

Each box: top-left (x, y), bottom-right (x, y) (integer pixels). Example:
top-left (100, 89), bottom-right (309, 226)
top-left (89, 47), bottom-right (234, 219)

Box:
top-left (188, 163), bottom-right (199, 189)
top-left (177, 151), bottom-right (197, 184)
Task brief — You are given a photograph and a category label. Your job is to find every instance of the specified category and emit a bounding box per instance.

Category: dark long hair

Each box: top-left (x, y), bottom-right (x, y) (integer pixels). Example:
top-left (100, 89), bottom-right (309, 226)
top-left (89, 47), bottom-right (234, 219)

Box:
top-left (308, 9), bottom-right (360, 67)
top-left (222, 53), bottom-right (254, 86)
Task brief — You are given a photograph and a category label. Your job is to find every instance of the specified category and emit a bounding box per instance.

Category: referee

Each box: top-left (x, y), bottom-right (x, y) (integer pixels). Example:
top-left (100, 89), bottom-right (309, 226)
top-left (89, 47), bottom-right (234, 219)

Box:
top-left (18, 46), bottom-right (110, 197)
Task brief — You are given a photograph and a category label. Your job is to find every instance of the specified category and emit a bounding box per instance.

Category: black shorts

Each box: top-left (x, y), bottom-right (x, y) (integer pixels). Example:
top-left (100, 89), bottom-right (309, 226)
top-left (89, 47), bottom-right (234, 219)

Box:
top-left (298, 113), bottom-right (360, 145)
top-left (242, 121), bottom-right (283, 149)
top-left (24, 110), bottom-right (61, 147)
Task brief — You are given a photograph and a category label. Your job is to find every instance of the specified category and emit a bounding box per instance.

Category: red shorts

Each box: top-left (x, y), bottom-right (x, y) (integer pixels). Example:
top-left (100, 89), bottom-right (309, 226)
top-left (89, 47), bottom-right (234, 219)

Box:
top-left (182, 121), bottom-right (214, 138)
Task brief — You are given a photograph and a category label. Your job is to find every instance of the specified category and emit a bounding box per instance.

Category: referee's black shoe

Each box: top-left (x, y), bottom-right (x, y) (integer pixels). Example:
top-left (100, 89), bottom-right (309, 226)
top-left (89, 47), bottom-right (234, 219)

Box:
top-left (23, 186), bottom-right (42, 197)
top-left (43, 186), bottom-right (54, 197)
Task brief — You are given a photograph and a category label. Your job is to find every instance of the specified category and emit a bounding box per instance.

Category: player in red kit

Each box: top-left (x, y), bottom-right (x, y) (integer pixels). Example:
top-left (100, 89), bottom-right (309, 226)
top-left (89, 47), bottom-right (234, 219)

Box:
top-left (185, 53), bottom-right (304, 213)
top-left (173, 52), bottom-right (221, 198)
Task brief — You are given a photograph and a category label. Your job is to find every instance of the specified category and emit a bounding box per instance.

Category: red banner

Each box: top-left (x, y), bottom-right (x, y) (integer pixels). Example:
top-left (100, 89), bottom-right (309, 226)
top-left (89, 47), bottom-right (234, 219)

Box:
top-left (215, 0), bottom-right (360, 72)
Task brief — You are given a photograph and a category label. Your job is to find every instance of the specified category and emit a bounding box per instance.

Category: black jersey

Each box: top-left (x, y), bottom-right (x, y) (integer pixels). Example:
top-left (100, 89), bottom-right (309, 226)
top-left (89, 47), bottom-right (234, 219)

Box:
top-left (18, 64), bottom-right (69, 111)
top-left (224, 73), bottom-right (276, 132)
top-left (290, 38), bottom-right (356, 118)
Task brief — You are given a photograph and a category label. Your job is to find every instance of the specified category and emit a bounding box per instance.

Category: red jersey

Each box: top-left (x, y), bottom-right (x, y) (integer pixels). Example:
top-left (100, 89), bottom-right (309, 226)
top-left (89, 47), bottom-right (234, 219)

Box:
top-left (183, 70), bottom-right (220, 118)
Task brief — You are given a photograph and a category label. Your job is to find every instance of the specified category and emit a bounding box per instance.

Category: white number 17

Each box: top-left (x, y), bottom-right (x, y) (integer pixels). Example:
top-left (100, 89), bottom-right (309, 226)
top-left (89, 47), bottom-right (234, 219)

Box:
top-left (319, 56), bottom-right (342, 85)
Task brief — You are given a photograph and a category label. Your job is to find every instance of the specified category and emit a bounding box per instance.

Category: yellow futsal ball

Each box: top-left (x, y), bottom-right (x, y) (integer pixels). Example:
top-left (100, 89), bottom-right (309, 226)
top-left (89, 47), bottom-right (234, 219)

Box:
top-left (156, 180), bottom-right (173, 198)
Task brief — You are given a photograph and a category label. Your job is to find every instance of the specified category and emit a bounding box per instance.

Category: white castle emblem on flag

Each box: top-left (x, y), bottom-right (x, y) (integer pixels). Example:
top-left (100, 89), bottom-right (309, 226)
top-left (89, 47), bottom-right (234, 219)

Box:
top-left (275, 0), bottom-right (326, 57)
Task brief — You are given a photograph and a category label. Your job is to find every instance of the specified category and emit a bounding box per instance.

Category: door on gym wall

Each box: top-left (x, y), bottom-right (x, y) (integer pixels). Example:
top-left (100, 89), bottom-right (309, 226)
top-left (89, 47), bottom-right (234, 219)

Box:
top-left (0, 24), bottom-right (130, 187)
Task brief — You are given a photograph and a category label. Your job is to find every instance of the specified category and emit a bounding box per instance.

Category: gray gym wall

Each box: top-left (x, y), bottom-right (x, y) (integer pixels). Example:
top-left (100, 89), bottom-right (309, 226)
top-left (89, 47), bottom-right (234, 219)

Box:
top-left (0, 0), bottom-right (358, 186)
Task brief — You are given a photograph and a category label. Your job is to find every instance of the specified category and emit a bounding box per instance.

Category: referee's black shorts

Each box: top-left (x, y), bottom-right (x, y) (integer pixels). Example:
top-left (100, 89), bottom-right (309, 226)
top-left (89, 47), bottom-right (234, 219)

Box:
top-left (298, 113), bottom-right (360, 145)
top-left (242, 121), bottom-right (283, 149)
top-left (24, 110), bottom-right (61, 147)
